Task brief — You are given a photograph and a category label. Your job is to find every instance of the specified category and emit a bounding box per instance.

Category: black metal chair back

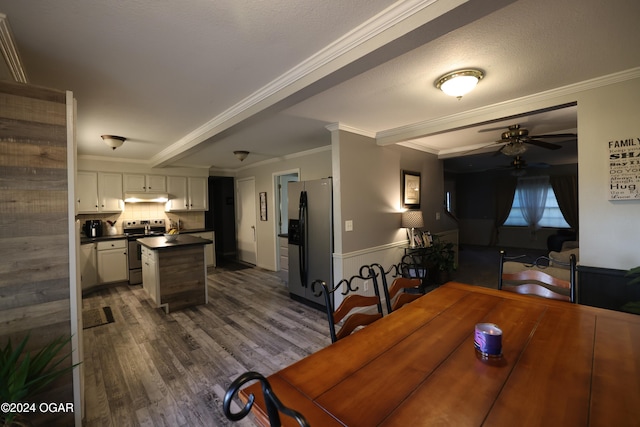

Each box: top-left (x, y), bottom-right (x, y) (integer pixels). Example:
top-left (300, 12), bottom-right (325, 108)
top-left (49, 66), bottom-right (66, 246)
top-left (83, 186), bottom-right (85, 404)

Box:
top-left (311, 265), bottom-right (383, 343)
top-left (223, 371), bottom-right (310, 427)
top-left (498, 250), bottom-right (577, 303)
top-left (369, 263), bottom-right (422, 313)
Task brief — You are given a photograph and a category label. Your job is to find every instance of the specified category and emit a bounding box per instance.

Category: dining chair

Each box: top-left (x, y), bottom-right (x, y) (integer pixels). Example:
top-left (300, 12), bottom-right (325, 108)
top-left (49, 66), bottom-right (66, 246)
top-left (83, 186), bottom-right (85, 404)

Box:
top-left (223, 371), bottom-right (310, 427)
top-left (369, 263), bottom-right (422, 313)
top-left (311, 267), bottom-right (384, 343)
top-left (498, 250), bottom-right (577, 303)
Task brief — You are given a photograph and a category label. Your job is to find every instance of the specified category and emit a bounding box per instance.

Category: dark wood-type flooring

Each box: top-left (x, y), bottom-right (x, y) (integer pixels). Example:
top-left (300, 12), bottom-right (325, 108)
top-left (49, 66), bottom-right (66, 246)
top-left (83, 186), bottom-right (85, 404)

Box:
top-left (82, 265), bottom-right (330, 427)
top-left (82, 246), bottom-right (540, 426)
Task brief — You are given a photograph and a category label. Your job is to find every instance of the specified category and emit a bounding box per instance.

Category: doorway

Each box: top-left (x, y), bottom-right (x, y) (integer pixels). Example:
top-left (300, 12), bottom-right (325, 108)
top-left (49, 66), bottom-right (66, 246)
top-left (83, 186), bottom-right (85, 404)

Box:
top-left (236, 177), bottom-right (257, 265)
top-left (206, 176), bottom-right (237, 263)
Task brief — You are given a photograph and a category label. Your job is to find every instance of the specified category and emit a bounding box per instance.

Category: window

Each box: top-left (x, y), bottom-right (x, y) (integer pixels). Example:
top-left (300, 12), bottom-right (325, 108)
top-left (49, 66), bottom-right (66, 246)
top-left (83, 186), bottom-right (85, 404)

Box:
top-left (504, 181), bottom-right (570, 228)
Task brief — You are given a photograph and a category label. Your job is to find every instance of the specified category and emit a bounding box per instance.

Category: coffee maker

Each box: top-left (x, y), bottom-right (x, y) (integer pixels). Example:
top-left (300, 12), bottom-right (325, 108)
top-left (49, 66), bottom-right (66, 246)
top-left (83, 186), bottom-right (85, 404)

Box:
top-left (84, 220), bottom-right (103, 237)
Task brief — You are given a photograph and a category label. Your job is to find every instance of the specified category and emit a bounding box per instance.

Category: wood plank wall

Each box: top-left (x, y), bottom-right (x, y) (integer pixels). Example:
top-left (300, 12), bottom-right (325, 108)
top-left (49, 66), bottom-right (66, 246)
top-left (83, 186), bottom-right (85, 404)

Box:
top-left (0, 80), bottom-right (74, 426)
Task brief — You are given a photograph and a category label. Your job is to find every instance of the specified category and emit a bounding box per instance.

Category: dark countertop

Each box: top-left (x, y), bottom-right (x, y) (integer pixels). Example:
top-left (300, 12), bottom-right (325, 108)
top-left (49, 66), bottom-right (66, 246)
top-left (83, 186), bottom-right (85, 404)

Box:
top-left (137, 234), bottom-right (212, 250)
top-left (81, 234), bottom-right (127, 244)
top-left (179, 228), bottom-right (214, 234)
top-left (80, 229), bottom-right (213, 244)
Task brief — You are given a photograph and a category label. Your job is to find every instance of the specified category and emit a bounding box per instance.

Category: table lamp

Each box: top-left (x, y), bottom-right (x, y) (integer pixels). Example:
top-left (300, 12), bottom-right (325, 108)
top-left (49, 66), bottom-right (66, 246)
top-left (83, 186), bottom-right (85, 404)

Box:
top-left (401, 210), bottom-right (424, 248)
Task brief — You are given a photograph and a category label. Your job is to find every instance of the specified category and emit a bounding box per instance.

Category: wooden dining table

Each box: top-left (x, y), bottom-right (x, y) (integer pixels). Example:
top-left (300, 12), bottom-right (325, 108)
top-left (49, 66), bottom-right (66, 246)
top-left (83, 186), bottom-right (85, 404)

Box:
top-left (239, 282), bottom-right (640, 426)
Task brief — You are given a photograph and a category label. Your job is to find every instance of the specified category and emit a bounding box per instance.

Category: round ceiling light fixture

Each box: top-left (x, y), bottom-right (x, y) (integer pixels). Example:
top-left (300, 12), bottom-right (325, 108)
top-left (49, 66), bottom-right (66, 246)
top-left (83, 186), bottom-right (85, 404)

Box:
top-left (435, 69), bottom-right (484, 99)
top-left (234, 150), bottom-right (249, 161)
top-left (101, 135), bottom-right (126, 150)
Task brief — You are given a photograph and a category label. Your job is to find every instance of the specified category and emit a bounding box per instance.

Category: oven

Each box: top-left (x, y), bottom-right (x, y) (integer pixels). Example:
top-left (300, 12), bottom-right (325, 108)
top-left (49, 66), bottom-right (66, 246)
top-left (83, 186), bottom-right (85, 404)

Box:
top-left (124, 219), bottom-right (166, 285)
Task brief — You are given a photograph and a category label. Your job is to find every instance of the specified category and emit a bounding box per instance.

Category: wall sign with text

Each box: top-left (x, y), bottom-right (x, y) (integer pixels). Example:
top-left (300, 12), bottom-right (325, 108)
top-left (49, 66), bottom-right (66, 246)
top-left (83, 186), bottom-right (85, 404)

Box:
top-left (609, 137), bottom-right (640, 200)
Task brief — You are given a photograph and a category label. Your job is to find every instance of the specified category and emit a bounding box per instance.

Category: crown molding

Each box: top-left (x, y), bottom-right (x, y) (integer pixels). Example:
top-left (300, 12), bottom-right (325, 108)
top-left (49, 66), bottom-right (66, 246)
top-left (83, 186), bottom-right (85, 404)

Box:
top-left (377, 67), bottom-right (640, 146)
top-left (0, 13), bottom-right (28, 83)
top-left (325, 122), bottom-right (376, 138)
top-left (151, 0), bottom-right (465, 167)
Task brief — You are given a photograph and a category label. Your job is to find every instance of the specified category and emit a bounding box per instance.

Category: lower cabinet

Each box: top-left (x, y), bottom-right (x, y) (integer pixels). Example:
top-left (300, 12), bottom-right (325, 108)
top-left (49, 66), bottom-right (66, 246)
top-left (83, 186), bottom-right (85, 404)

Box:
top-left (96, 239), bottom-right (128, 284)
top-left (80, 243), bottom-right (98, 290)
top-left (141, 245), bottom-right (159, 304)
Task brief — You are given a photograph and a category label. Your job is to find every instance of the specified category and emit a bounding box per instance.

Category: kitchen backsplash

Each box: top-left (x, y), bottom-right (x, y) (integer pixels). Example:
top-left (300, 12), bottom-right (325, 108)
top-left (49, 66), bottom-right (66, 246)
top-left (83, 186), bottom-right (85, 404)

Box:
top-left (78, 202), bottom-right (205, 235)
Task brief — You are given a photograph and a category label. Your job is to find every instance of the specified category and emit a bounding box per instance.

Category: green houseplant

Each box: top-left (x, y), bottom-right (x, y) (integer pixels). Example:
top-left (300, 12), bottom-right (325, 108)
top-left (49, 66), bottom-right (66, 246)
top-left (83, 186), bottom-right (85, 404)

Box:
top-left (424, 235), bottom-right (456, 285)
top-left (0, 333), bottom-right (78, 426)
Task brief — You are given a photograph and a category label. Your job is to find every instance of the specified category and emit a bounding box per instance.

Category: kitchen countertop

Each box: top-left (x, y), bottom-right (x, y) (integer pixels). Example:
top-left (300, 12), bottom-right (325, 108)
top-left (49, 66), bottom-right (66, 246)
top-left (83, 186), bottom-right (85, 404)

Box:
top-left (137, 234), bottom-right (212, 250)
top-left (81, 234), bottom-right (127, 244)
top-left (80, 228), bottom-right (213, 244)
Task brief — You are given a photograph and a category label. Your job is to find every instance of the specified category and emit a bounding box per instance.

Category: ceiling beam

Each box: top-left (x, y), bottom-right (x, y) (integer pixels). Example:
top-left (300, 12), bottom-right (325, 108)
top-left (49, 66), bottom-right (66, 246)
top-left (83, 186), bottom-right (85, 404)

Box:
top-left (148, 0), bottom-right (477, 167)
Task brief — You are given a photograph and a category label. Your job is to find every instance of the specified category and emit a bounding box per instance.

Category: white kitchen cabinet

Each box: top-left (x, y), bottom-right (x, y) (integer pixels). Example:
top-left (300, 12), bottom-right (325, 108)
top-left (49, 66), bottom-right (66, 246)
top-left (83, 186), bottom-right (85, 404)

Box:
top-left (77, 171), bottom-right (123, 213)
top-left (165, 176), bottom-right (208, 211)
top-left (123, 174), bottom-right (167, 193)
top-left (141, 245), bottom-right (159, 304)
top-left (186, 231), bottom-right (216, 266)
top-left (188, 177), bottom-right (208, 211)
top-left (80, 242), bottom-right (98, 290)
top-left (77, 171), bottom-right (99, 213)
top-left (98, 172), bottom-right (124, 212)
top-left (96, 239), bottom-right (128, 284)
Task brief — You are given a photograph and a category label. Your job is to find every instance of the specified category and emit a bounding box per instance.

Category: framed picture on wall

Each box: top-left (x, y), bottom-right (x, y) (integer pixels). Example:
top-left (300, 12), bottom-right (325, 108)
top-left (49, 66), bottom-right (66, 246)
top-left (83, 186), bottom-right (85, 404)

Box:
top-left (402, 170), bottom-right (421, 208)
top-left (259, 192), bottom-right (267, 221)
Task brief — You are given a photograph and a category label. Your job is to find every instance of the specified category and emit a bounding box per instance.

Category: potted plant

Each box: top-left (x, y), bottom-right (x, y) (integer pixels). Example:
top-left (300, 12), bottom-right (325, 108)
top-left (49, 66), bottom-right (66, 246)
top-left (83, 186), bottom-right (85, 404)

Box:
top-left (0, 333), bottom-right (78, 426)
top-left (424, 235), bottom-right (456, 285)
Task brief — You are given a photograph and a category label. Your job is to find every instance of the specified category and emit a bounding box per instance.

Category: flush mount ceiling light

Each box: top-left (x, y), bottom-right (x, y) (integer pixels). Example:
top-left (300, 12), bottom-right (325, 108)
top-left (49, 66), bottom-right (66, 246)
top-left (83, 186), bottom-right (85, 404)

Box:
top-left (101, 135), bottom-right (126, 150)
top-left (435, 69), bottom-right (484, 99)
top-left (234, 150), bottom-right (249, 161)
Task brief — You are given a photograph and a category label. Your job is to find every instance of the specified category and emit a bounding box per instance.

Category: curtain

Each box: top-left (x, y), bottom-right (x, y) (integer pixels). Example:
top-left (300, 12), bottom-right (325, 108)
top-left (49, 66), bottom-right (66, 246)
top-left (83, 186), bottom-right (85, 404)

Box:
top-left (490, 177), bottom-right (517, 245)
top-left (550, 175), bottom-right (579, 232)
top-left (518, 176), bottom-right (549, 234)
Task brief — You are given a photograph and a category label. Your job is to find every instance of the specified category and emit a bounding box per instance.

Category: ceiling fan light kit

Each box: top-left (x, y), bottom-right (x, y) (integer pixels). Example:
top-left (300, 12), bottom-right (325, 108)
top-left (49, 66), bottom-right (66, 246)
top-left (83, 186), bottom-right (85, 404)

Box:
top-left (501, 142), bottom-right (528, 156)
top-left (101, 135), bottom-right (126, 150)
top-left (435, 69), bottom-right (484, 98)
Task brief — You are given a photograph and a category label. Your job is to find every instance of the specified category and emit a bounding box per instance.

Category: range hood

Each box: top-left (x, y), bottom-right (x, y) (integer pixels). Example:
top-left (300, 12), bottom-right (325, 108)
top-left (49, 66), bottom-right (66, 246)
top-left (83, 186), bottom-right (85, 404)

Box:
top-left (124, 192), bottom-right (170, 203)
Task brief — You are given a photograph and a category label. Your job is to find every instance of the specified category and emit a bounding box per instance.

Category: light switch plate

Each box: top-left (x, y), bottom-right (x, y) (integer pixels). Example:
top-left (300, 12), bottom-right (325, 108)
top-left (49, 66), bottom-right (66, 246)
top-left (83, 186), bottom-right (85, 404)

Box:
top-left (345, 220), bottom-right (353, 231)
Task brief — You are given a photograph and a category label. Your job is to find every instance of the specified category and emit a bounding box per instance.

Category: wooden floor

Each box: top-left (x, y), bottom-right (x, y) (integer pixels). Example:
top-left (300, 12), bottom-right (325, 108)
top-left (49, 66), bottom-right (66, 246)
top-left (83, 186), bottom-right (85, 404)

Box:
top-left (82, 266), bottom-right (330, 427)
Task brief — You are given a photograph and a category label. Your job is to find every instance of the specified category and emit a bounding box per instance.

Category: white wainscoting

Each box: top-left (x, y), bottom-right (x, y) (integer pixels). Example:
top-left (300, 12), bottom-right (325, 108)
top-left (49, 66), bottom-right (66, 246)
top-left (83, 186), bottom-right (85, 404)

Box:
top-left (331, 229), bottom-right (459, 309)
top-left (332, 241), bottom-right (406, 308)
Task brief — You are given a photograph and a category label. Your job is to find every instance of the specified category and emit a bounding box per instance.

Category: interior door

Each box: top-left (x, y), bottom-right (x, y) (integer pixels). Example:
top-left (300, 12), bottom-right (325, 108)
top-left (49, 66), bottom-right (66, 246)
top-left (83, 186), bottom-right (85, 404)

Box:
top-left (236, 177), bottom-right (257, 265)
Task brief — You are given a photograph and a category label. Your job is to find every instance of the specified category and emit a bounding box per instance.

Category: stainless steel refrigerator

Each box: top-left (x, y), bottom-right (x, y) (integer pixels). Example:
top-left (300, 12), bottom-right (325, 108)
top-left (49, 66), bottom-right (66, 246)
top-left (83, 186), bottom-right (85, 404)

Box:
top-left (288, 178), bottom-right (333, 309)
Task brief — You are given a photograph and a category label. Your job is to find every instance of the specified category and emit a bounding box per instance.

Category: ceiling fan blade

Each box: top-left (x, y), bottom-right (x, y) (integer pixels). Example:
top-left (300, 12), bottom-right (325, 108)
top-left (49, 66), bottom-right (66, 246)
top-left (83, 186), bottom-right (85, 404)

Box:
top-left (525, 139), bottom-right (562, 150)
top-left (529, 133), bottom-right (577, 138)
top-left (529, 162), bottom-right (551, 168)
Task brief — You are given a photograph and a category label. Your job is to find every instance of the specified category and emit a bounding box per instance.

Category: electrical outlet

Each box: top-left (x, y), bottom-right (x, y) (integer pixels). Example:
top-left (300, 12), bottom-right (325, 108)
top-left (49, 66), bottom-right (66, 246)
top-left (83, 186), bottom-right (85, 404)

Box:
top-left (436, 212), bottom-right (441, 220)
top-left (363, 280), bottom-right (369, 292)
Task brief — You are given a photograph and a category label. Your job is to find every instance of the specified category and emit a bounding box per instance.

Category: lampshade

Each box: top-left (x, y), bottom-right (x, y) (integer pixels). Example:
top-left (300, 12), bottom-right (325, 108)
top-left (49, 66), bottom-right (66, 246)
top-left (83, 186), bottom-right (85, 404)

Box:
top-left (401, 210), bottom-right (424, 229)
top-left (234, 150), bottom-right (249, 161)
top-left (101, 135), bottom-right (126, 150)
top-left (435, 69), bottom-right (484, 98)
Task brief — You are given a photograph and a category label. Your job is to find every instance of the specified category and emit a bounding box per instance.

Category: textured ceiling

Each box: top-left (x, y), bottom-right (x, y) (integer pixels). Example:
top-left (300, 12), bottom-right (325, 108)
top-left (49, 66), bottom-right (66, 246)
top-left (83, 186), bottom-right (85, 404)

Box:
top-left (1, 0), bottom-right (639, 171)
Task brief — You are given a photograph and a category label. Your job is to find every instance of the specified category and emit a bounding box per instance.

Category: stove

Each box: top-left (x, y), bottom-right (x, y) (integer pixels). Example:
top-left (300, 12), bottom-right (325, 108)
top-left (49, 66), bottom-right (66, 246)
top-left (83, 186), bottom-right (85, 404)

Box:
top-left (125, 219), bottom-right (166, 285)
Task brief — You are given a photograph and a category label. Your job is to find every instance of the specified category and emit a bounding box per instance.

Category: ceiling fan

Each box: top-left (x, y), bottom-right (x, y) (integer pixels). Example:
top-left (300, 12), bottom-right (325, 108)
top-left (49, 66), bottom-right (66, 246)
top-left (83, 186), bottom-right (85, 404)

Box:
top-left (502, 155), bottom-right (550, 176)
top-left (491, 124), bottom-right (577, 156)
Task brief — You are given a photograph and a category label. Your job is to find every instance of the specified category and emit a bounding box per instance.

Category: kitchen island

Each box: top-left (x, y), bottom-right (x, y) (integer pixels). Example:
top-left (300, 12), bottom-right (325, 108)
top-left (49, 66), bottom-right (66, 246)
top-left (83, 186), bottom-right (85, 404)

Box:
top-left (137, 234), bottom-right (212, 313)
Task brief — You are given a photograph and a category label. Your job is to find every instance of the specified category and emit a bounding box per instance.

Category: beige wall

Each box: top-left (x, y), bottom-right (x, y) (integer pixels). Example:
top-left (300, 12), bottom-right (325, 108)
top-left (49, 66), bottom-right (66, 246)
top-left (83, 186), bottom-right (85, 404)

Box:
top-left (234, 147), bottom-right (332, 270)
top-left (576, 77), bottom-right (640, 270)
top-left (332, 129), bottom-right (455, 255)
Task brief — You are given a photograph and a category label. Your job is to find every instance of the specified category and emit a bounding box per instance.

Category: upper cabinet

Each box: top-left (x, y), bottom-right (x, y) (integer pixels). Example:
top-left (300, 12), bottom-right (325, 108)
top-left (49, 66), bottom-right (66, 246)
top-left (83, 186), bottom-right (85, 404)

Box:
top-left (123, 174), bottom-right (167, 193)
top-left (165, 176), bottom-right (208, 211)
top-left (77, 171), bottom-right (123, 213)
